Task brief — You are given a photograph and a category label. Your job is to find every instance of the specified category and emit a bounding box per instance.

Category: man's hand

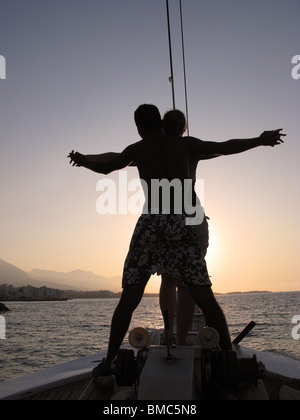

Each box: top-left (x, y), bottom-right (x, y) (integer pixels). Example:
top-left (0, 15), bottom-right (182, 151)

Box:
top-left (68, 150), bottom-right (85, 167)
top-left (260, 129), bottom-right (286, 147)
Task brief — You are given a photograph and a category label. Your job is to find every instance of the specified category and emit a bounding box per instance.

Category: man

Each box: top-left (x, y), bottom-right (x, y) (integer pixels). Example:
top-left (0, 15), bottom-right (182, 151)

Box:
top-left (69, 104), bottom-right (284, 385)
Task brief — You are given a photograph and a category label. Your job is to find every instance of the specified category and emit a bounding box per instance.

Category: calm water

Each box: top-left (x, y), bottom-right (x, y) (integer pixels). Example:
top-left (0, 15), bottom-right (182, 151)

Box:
top-left (0, 291), bottom-right (299, 382)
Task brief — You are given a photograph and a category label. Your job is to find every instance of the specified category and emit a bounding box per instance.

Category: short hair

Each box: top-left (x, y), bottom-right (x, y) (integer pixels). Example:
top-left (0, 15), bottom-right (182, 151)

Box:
top-left (134, 104), bottom-right (162, 131)
top-left (163, 109), bottom-right (187, 136)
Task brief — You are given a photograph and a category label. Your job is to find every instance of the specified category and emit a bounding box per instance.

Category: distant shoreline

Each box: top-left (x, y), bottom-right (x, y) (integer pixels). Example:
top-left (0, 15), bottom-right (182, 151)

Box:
top-left (0, 298), bottom-right (68, 302)
top-left (2, 290), bottom-right (299, 303)
top-left (216, 290), bottom-right (272, 295)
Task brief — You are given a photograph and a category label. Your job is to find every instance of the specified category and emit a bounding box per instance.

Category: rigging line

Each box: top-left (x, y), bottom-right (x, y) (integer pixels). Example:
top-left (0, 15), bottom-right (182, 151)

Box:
top-left (179, 0), bottom-right (190, 135)
top-left (166, 0), bottom-right (176, 110)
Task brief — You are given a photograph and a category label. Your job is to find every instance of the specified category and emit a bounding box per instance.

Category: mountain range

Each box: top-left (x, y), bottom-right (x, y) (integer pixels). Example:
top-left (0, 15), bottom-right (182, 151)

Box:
top-left (0, 259), bottom-right (121, 292)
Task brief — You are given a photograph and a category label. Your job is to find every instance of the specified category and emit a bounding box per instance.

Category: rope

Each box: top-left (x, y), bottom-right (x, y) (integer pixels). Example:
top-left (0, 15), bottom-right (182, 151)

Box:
top-left (78, 377), bottom-right (94, 400)
top-left (165, 1), bottom-right (190, 133)
top-left (179, 0), bottom-right (190, 135)
top-left (166, 0), bottom-right (176, 110)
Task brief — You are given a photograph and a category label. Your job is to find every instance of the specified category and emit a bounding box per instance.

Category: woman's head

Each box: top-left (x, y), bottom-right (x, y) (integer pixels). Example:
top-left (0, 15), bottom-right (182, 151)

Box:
top-left (163, 109), bottom-right (188, 136)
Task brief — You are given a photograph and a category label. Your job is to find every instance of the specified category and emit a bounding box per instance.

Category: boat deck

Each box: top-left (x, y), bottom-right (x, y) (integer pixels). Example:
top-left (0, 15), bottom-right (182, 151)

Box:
top-left (2, 312), bottom-right (300, 400)
top-left (19, 327), bottom-right (172, 401)
top-left (20, 332), bottom-right (300, 400)
top-left (18, 312), bottom-right (206, 400)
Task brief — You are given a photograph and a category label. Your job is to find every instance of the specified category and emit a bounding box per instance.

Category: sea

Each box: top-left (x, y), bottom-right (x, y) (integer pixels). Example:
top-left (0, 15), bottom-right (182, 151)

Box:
top-left (0, 291), bottom-right (299, 383)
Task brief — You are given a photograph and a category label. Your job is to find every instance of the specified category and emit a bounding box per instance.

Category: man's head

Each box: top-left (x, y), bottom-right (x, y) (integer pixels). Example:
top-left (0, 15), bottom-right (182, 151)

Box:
top-left (134, 104), bottom-right (162, 137)
top-left (163, 109), bottom-right (187, 137)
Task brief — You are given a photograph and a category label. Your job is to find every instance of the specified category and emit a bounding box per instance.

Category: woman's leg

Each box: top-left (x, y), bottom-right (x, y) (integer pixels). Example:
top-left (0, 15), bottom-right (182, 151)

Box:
top-left (176, 286), bottom-right (195, 345)
top-left (159, 273), bottom-right (176, 341)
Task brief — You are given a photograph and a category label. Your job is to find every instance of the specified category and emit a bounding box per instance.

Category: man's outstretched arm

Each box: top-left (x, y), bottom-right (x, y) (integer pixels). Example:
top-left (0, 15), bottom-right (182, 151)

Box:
top-left (189, 129), bottom-right (286, 156)
top-left (68, 146), bottom-right (135, 174)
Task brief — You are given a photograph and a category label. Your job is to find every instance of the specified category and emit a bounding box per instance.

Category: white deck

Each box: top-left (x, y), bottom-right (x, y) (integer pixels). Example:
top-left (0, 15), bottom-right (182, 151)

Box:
top-left (0, 343), bottom-right (299, 400)
top-left (0, 350), bottom-right (106, 400)
top-left (234, 345), bottom-right (300, 380)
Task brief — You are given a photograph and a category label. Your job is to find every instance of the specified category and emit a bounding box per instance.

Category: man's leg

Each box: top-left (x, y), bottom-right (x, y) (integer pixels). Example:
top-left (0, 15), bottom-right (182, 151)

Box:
top-left (187, 284), bottom-right (232, 350)
top-left (100, 278), bottom-right (149, 374)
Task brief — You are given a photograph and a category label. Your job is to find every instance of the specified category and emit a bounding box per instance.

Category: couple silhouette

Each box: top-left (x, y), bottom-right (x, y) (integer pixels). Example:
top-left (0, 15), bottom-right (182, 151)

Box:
top-left (69, 103), bottom-right (285, 385)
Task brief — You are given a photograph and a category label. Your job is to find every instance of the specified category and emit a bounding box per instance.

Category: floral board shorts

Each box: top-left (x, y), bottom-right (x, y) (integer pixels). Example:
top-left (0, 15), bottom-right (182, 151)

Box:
top-left (122, 213), bottom-right (211, 289)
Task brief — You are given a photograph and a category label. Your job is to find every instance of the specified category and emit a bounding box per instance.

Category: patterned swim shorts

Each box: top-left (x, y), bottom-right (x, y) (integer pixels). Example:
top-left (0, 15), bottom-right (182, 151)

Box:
top-left (122, 213), bottom-right (211, 288)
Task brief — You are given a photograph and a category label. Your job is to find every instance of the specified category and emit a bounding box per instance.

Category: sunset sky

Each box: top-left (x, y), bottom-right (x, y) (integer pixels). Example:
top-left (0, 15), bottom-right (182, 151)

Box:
top-left (0, 0), bottom-right (299, 293)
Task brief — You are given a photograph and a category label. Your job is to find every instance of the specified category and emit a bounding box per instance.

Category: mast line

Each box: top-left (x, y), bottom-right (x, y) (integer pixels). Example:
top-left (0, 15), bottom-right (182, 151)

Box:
top-left (179, 0), bottom-right (190, 135)
top-left (166, 0), bottom-right (176, 110)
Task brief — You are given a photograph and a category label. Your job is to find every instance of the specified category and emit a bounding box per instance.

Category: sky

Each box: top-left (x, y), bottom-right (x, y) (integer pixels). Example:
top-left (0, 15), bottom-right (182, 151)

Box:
top-left (0, 0), bottom-right (299, 294)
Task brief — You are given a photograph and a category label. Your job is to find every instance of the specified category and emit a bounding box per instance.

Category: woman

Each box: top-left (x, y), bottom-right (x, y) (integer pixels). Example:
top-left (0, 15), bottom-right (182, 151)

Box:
top-left (159, 110), bottom-right (218, 345)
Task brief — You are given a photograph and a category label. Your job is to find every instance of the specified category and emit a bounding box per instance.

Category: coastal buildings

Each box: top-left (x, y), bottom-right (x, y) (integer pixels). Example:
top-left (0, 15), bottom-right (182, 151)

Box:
top-left (0, 284), bottom-right (65, 301)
